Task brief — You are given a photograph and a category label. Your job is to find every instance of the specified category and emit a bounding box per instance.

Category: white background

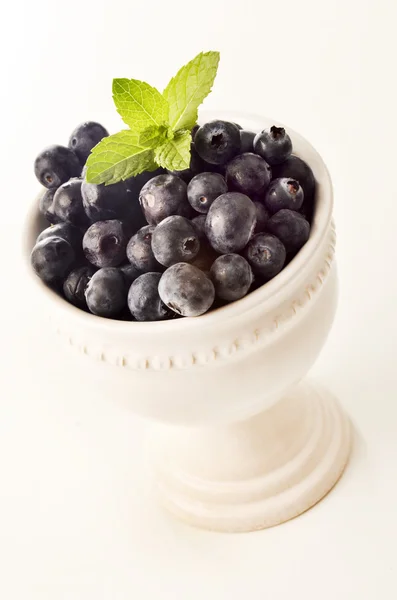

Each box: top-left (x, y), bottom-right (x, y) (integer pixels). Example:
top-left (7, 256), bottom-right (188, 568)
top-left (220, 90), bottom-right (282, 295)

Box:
top-left (1, 0), bottom-right (397, 598)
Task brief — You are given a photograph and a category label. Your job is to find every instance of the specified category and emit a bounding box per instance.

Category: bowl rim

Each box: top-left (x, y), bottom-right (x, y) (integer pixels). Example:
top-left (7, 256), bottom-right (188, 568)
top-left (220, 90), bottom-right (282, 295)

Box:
top-left (22, 109), bottom-right (333, 334)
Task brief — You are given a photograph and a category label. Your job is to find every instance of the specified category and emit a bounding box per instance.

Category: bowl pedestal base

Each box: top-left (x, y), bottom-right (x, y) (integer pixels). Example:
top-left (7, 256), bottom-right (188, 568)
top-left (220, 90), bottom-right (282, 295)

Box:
top-left (151, 382), bottom-right (351, 533)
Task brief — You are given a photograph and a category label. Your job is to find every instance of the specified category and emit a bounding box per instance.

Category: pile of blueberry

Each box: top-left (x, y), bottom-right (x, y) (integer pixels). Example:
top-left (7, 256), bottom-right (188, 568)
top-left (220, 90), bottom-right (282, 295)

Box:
top-left (31, 119), bottom-right (315, 320)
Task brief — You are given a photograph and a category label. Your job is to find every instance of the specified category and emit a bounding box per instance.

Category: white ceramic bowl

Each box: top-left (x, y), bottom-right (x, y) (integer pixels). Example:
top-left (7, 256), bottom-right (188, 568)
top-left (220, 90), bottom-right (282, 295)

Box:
top-left (23, 111), bottom-right (351, 532)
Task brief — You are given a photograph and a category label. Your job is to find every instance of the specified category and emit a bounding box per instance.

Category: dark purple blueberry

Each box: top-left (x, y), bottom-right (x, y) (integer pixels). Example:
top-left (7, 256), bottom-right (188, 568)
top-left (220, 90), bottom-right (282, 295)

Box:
top-left (128, 272), bottom-right (172, 321)
top-left (205, 192), bottom-right (256, 254)
top-left (68, 121), bottom-right (109, 165)
top-left (272, 155), bottom-right (316, 220)
top-left (159, 263), bottom-right (215, 317)
top-left (264, 178), bottom-right (304, 214)
top-left (85, 267), bottom-right (127, 317)
top-left (210, 254), bottom-right (253, 302)
top-left (31, 236), bottom-right (75, 283)
top-left (190, 241), bottom-right (219, 274)
top-left (191, 215), bottom-right (207, 239)
top-left (244, 233), bottom-right (286, 279)
top-left (267, 209), bottom-right (310, 253)
top-left (239, 130), bottom-right (256, 153)
top-left (119, 263), bottom-right (142, 285)
top-left (187, 172), bottom-right (227, 214)
top-left (253, 201), bottom-right (270, 233)
top-left (167, 144), bottom-right (206, 184)
top-left (39, 189), bottom-right (60, 224)
top-left (194, 121), bottom-right (241, 165)
top-left (253, 126), bottom-right (292, 165)
top-left (34, 145), bottom-right (81, 189)
top-left (82, 179), bottom-right (146, 229)
top-left (233, 123), bottom-right (243, 130)
top-left (36, 222), bottom-right (83, 249)
top-left (139, 174), bottom-right (189, 225)
top-left (151, 216), bottom-right (200, 267)
top-left (63, 265), bottom-right (96, 309)
top-left (225, 153), bottom-right (272, 196)
top-left (52, 178), bottom-right (88, 227)
top-left (191, 124), bottom-right (200, 141)
top-left (83, 220), bottom-right (127, 268)
top-left (126, 225), bottom-right (161, 273)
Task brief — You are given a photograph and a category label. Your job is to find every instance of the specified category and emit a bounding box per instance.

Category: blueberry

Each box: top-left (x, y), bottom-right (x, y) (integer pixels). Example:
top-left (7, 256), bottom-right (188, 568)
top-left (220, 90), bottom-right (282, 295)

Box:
top-left (126, 225), bottom-right (161, 273)
top-left (39, 189), bottom-right (60, 224)
top-left (128, 272), bottom-right (172, 321)
top-left (253, 201), bottom-right (270, 233)
top-left (210, 254), bottom-right (253, 302)
top-left (233, 123), bottom-right (243, 130)
top-left (37, 222), bottom-right (83, 248)
top-left (82, 179), bottom-right (146, 229)
top-left (239, 130), bottom-right (256, 153)
top-left (191, 214), bottom-right (207, 239)
top-left (253, 126), bottom-right (292, 165)
top-left (190, 241), bottom-right (219, 274)
top-left (205, 192), bottom-right (256, 253)
top-left (83, 220), bottom-right (127, 268)
top-left (119, 263), bottom-right (142, 284)
top-left (63, 265), bottom-right (96, 309)
top-left (159, 263), bottom-right (215, 317)
top-left (225, 153), bottom-right (272, 196)
top-left (34, 145), bottom-right (81, 189)
top-left (68, 121), bottom-right (109, 165)
top-left (139, 174), bottom-right (189, 225)
top-left (191, 124), bottom-right (200, 141)
top-left (52, 178), bottom-right (88, 227)
top-left (85, 267), bottom-right (127, 317)
top-left (264, 178), bottom-right (304, 214)
top-left (187, 172), bottom-right (227, 213)
top-left (272, 155), bottom-right (316, 220)
top-left (194, 120), bottom-right (241, 165)
top-left (267, 209), bottom-right (310, 253)
top-left (151, 216), bottom-right (200, 267)
top-left (244, 233), bottom-right (286, 279)
top-left (168, 144), bottom-right (206, 183)
top-left (31, 236), bottom-right (75, 283)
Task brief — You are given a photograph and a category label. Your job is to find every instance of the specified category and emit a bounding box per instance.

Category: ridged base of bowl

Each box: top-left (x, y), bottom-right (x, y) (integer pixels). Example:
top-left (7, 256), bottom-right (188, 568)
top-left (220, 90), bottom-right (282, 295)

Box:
top-left (151, 382), bottom-right (352, 533)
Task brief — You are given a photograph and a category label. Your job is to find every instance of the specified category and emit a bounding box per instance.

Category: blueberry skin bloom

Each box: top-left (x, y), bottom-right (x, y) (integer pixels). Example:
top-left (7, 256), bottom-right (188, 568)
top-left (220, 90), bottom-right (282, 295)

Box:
top-left (267, 209), bottom-right (310, 253)
top-left (159, 263), bottom-right (215, 317)
top-left (68, 121), bottom-right (109, 165)
top-left (83, 220), bottom-right (127, 268)
top-left (126, 225), bottom-right (161, 273)
top-left (187, 172), bottom-right (227, 214)
top-left (264, 178), bottom-right (304, 214)
top-left (194, 120), bottom-right (241, 165)
top-left (119, 263), bottom-right (142, 285)
top-left (52, 178), bottom-right (88, 227)
top-left (39, 189), bottom-right (60, 224)
top-left (128, 272), bottom-right (171, 321)
top-left (85, 268), bottom-right (127, 317)
top-left (81, 179), bottom-right (145, 229)
top-left (151, 216), bottom-right (200, 267)
top-left (244, 233), bottom-right (286, 279)
top-left (253, 126), bottom-right (292, 166)
top-left (37, 222), bottom-right (83, 249)
top-left (225, 153), bottom-right (272, 196)
top-left (63, 265), bottom-right (96, 309)
top-left (210, 254), bottom-right (253, 302)
top-left (31, 236), bottom-right (75, 283)
top-left (34, 145), bottom-right (81, 189)
top-left (272, 155), bottom-right (316, 220)
top-left (253, 201), bottom-right (270, 233)
top-left (139, 174), bottom-right (189, 225)
top-left (205, 192), bottom-right (257, 254)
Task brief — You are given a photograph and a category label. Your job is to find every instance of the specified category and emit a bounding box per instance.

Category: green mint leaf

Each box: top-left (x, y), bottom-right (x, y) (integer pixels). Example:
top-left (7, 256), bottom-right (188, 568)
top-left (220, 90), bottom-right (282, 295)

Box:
top-left (138, 124), bottom-right (174, 148)
top-left (163, 51), bottom-right (220, 131)
top-left (112, 79), bottom-right (169, 132)
top-left (86, 130), bottom-right (157, 185)
top-left (154, 131), bottom-right (191, 171)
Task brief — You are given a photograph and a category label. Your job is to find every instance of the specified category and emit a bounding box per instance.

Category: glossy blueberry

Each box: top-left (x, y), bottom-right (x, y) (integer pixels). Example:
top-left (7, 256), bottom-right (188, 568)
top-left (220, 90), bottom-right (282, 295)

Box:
top-left (194, 120), bottom-right (241, 165)
top-left (244, 233), bottom-right (286, 279)
top-left (205, 192), bottom-right (256, 254)
top-left (253, 201), bottom-right (270, 233)
top-left (85, 268), bottom-right (127, 317)
top-left (126, 225), bottom-right (161, 273)
top-left (39, 189), bottom-right (60, 224)
top-left (31, 236), bottom-right (75, 283)
top-left (225, 153), bottom-right (272, 196)
top-left (264, 178), bottom-right (304, 214)
top-left (210, 254), bottom-right (253, 302)
top-left (267, 209), bottom-right (310, 253)
top-left (63, 265), bottom-right (96, 309)
top-left (82, 179), bottom-right (146, 229)
top-left (151, 216), bottom-right (200, 267)
top-left (159, 263), bottom-right (215, 317)
top-left (119, 263), bottom-right (142, 285)
top-left (272, 155), bottom-right (316, 220)
top-left (191, 214), bottom-right (207, 239)
top-left (52, 178), bottom-right (88, 227)
top-left (37, 222), bottom-right (83, 248)
top-left (253, 126), bottom-right (292, 165)
top-left (83, 220), bottom-right (127, 268)
top-left (239, 130), bottom-right (256, 153)
top-left (187, 172), bottom-right (227, 213)
top-left (139, 174), bottom-right (189, 225)
top-left (68, 121), bottom-right (109, 165)
top-left (168, 144), bottom-right (206, 183)
top-left (34, 145), bottom-right (81, 189)
top-left (128, 272), bottom-right (171, 321)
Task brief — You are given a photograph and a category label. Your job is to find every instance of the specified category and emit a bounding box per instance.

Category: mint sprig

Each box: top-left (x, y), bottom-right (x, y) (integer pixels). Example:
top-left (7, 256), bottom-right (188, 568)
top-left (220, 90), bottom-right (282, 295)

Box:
top-left (86, 51), bottom-right (220, 185)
